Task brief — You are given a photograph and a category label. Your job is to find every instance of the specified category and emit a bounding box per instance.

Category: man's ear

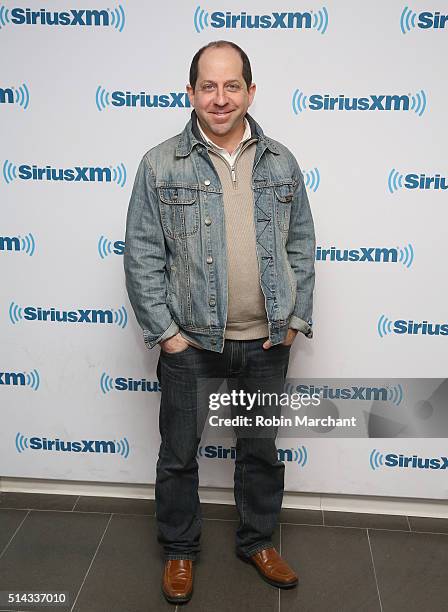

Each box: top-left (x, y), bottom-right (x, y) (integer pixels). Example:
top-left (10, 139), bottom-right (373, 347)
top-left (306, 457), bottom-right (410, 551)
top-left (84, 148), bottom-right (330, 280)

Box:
top-left (248, 82), bottom-right (256, 106)
top-left (186, 84), bottom-right (195, 107)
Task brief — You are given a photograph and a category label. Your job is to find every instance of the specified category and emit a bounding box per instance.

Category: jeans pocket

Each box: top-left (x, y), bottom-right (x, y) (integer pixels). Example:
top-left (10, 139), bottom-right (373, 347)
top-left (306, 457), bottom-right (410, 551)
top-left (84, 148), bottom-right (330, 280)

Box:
top-left (161, 344), bottom-right (196, 357)
top-left (276, 342), bottom-right (292, 351)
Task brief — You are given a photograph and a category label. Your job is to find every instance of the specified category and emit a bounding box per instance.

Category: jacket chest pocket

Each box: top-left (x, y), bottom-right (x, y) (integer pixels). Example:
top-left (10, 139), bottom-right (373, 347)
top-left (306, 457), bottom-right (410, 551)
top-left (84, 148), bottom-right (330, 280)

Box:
top-left (274, 182), bottom-right (294, 234)
top-left (158, 186), bottom-right (200, 238)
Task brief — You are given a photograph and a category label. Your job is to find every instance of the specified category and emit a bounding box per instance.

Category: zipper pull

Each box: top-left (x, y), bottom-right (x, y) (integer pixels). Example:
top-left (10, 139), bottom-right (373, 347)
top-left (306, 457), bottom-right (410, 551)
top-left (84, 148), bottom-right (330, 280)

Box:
top-left (231, 166), bottom-right (236, 182)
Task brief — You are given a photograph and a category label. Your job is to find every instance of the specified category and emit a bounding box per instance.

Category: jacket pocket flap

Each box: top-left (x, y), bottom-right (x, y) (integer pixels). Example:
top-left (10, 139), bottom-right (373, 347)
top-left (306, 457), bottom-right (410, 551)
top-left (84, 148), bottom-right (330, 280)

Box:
top-left (159, 186), bottom-right (198, 205)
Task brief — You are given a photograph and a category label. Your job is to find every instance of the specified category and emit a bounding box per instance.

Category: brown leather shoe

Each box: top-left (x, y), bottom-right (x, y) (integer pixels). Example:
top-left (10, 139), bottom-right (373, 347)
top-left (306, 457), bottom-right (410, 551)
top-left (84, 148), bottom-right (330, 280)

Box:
top-left (240, 547), bottom-right (298, 588)
top-left (162, 559), bottom-right (193, 603)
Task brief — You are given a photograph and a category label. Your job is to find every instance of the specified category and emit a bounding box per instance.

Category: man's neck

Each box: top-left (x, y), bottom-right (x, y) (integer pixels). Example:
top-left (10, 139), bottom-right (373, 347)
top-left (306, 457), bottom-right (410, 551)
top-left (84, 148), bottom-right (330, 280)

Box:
top-left (197, 118), bottom-right (246, 155)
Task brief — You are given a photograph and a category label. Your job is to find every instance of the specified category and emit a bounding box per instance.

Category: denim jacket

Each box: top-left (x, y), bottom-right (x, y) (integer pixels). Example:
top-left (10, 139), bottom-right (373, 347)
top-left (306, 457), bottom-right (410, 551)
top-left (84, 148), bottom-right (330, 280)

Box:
top-left (124, 111), bottom-right (315, 353)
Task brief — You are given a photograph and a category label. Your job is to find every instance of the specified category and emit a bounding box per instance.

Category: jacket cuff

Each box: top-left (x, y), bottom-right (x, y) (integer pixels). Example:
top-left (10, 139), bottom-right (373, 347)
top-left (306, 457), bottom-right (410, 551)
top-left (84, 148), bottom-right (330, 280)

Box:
top-left (289, 315), bottom-right (313, 339)
top-left (143, 320), bottom-right (180, 349)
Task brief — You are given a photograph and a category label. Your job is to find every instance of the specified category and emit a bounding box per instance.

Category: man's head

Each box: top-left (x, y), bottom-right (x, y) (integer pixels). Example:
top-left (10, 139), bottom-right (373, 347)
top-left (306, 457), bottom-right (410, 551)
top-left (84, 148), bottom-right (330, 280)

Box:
top-left (187, 41), bottom-right (256, 144)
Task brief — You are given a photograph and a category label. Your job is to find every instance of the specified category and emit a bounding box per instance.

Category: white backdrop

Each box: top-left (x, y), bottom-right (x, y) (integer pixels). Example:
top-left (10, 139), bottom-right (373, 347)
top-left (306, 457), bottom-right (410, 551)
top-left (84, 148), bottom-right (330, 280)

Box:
top-left (1, 0), bottom-right (447, 498)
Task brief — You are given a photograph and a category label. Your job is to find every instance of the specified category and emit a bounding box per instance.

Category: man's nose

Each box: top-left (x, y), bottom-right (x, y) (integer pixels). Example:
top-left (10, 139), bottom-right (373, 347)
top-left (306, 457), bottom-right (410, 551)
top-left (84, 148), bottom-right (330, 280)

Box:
top-left (213, 88), bottom-right (228, 106)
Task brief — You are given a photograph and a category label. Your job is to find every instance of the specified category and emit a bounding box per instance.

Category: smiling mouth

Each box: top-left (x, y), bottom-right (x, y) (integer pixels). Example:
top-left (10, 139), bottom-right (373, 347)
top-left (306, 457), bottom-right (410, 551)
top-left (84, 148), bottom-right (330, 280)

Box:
top-left (210, 110), bottom-right (233, 116)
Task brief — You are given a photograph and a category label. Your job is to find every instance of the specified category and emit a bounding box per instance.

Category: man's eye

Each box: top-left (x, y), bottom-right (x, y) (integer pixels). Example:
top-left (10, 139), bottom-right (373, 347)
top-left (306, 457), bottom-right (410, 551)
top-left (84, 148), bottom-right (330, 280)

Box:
top-left (202, 83), bottom-right (215, 91)
top-left (226, 84), bottom-right (240, 91)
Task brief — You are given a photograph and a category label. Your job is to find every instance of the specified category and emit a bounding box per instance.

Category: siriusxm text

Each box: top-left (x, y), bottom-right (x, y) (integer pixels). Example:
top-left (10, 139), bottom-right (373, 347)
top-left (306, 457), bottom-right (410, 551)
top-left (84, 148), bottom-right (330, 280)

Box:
top-left (109, 91), bottom-right (190, 108)
top-left (387, 320), bottom-right (448, 336)
top-left (9, 8), bottom-right (112, 26)
top-left (16, 165), bottom-right (115, 182)
top-left (404, 174), bottom-right (448, 190)
top-left (115, 378), bottom-right (160, 392)
top-left (0, 371), bottom-right (26, 386)
top-left (111, 241), bottom-right (125, 255)
top-left (309, 94), bottom-right (413, 111)
top-left (21, 307), bottom-right (116, 324)
top-left (385, 454), bottom-right (448, 469)
top-left (0, 88), bottom-right (14, 104)
top-left (415, 12), bottom-right (448, 29)
top-left (29, 437), bottom-right (120, 453)
top-left (295, 385), bottom-right (389, 401)
top-left (208, 11), bottom-right (312, 29)
top-left (316, 247), bottom-right (398, 262)
top-left (0, 236), bottom-right (20, 251)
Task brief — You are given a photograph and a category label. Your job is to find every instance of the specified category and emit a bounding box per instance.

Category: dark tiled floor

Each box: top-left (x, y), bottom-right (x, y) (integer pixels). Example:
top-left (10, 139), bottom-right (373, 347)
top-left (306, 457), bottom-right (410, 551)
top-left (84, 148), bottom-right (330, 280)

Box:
top-left (0, 492), bottom-right (448, 611)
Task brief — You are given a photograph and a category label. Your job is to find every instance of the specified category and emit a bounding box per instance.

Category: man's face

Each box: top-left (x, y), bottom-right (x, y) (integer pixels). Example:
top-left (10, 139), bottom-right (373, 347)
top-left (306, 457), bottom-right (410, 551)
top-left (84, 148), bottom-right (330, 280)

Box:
top-left (187, 46), bottom-right (256, 141)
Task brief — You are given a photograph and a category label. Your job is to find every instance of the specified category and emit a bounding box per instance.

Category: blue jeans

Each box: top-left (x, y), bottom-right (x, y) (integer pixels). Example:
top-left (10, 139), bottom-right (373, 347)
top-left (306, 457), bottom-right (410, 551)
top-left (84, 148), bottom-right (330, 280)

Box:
top-left (155, 337), bottom-right (291, 561)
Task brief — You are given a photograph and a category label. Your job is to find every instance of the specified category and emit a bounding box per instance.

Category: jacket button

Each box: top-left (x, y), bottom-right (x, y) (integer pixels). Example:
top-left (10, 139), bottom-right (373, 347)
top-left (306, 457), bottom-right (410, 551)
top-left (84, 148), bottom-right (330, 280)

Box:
top-left (209, 298), bottom-right (216, 307)
top-left (204, 217), bottom-right (212, 225)
top-left (204, 179), bottom-right (211, 186)
top-left (206, 256), bottom-right (213, 264)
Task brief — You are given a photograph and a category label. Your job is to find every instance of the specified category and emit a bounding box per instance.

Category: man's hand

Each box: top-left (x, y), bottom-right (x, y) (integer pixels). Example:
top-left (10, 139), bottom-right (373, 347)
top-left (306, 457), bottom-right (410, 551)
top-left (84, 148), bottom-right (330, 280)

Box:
top-left (262, 328), bottom-right (298, 350)
top-left (159, 332), bottom-right (191, 354)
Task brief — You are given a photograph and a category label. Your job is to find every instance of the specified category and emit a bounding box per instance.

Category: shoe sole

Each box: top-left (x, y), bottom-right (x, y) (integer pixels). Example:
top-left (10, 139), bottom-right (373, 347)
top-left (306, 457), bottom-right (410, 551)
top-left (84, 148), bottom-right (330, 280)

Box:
top-left (162, 586), bottom-right (193, 604)
top-left (237, 552), bottom-right (299, 589)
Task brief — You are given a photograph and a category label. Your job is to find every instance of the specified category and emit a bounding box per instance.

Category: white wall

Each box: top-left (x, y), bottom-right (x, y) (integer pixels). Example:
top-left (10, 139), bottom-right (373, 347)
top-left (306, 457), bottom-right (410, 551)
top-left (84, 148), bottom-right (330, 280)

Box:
top-left (1, 0), bottom-right (447, 500)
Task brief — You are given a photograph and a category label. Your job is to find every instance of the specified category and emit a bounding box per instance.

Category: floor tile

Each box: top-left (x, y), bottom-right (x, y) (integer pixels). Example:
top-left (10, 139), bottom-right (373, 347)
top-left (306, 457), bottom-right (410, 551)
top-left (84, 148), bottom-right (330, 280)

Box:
top-left (74, 495), bottom-right (155, 516)
top-left (369, 529), bottom-right (448, 612)
top-left (0, 510), bottom-right (110, 612)
top-left (0, 509), bottom-right (29, 556)
top-left (187, 518), bottom-right (280, 611)
top-left (324, 511), bottom-right (409, 531)
top-left (0, 492), bottom-right (77, 511)
top-left (281, 524), bottom-right (381, 611)
top-left (200, 502), bottom-right (238, 521)
top-left (2, 492), bottom-right (447, 611)
top-left (408, 515), bottom-right (448, 534)
top-left (72, 514), bottom-right (172, 612)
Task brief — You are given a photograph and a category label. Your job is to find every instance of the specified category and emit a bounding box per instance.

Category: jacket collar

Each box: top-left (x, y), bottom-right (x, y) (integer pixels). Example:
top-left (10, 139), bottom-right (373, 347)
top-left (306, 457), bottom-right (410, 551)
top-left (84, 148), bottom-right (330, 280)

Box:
top-left (175, 109), bottom-right (280, 157)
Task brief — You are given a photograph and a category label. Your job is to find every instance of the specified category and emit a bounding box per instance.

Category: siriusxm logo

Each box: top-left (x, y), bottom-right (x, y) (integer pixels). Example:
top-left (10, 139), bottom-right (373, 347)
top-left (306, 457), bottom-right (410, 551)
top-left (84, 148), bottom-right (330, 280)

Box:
top-left (287, 383), bottom-right (403, 406)
top-left (15, 433), bottom-right (130, 457)
top-left (316, 244), bottom-right (414, 268)
top-left (370, 449), bottom-right (448, 471)
top-left (2, 160), bottom-right (127, 187)
top-left (388, 169), bottom-right (448, 193)
top-left (0, 369), bottom-right (40, 390)
top-left (378, 315), bottom-right (448, 338)
top-left (9, 301), bottom-right (128, 328)
top-left (193, 6), bottom-right (328, 34)
top-left (292, 89), bottom-right (427, 116)
top-left (98, 236), bottom-right (124, 258)
top-left (0, 5), bottom-right (125, 31)
top-left (400, 7), bottom-right (448, 33)
top-left (0, 83), bottom-right (30, 109)
top-left (100, 372), bottom-right (161, 394)
top-left (303, 168), bottom-right (321, 192)
top-left (96, 86), bottom-right (191, 111)
top-left (0, 233), bottom-right (35, 256)
top-left (198, 444), bottom-right (308, 466)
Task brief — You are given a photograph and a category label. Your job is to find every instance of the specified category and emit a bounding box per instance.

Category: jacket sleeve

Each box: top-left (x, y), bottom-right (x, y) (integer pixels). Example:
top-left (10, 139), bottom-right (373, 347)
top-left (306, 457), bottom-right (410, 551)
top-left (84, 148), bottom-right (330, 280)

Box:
top-left (286, 159), bottom-right (316, 338)
top-left (123, 155), bottom-right (179, 349)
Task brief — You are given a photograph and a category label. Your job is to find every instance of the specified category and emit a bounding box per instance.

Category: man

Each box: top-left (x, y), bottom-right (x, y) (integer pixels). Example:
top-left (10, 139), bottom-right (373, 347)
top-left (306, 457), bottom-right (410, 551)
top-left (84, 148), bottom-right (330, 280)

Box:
top-left (124, 40), bottom-right (315, 604)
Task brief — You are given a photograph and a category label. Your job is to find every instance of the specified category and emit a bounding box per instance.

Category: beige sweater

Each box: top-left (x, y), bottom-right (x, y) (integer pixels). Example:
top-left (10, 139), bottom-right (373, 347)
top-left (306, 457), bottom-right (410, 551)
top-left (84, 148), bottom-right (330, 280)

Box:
top-left (208, 142), bottom-right (269, 340)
